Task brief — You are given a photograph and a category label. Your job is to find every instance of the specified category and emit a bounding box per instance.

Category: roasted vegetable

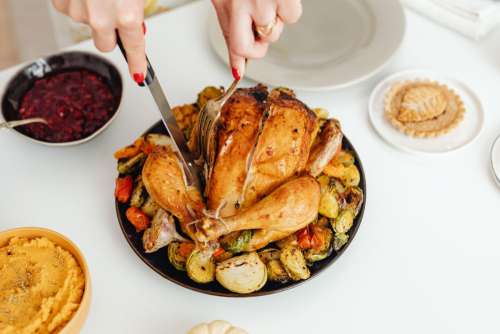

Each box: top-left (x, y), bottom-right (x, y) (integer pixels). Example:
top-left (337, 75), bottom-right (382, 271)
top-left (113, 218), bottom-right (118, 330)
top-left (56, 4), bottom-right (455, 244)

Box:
top-left (114, 137), bottom-right (144, 159)
top-left (171, 104), bottom-right (199, 133)
top-left (220, 230), bottom-right (253, 254)
top-left (186, 248), bottom-right (216, 284)
top-left (333, 233), bottom-right (349, 251)
top-left (126, 207), bottom-right (150, 232)
top-left (197, 86), bottom-right (223, 109)
top-left (141, 196), bottom-right (160, 218)
top-left (280, 245), bottom-right (310, 281)
top-left (168, 242), bottom-right (188, 271)
top-left (258, 248), bottom-right (281, 264)
top-left (117, 152), bottom-right (147, 175)
top-left (130, 177), bottom-right (147, 208)
top-left (344, 186), bottom-right (364, 216)
top-left (332, 209), bottom-right (354, 234)
top-left (296, 227), bottom-right (312, 250)
top-left (333, 150), bottom-right (355, 167)
top-left (318, 180), bottom-right (340, 219)
top-left (115, 175), bottom-right (133, 203)
top-left (340, 165), bottom-right (360, 187)
top-left (215, 252), bottom-right (267, 294)
top-left (266, 260), bottom-right (290, 283)
top-left (304, 225), bottom-right (333, 263)
top-left (143, 209), bottom-right (188, 253)
top-left (145, 133), bottom-right (173, 147)
top-left (213, 247), bottom-right (233, 262)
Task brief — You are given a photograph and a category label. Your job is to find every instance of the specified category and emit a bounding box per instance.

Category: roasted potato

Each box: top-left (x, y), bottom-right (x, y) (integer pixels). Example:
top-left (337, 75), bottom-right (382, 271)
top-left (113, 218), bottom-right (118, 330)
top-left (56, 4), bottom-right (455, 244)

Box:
top-left (332, 209), bottom-right (355, 234)
top-left (197, 86), bottom-right (223, 109)
top-left (220, 230), bottom-right (253, 254)
top-left (319, 183), bottom-right (340, 219)
top-left (280, 245), bottom-right (310, 281)
top-left (333, 233), bottom-right (349, 251)
top-left (215, 252), bottom-right (267, 294)
top-left (141, 196), bottom-right (160, 218)
top-left (267, 260), bottom-right (290, 283)
top-left (130, 176), bottom-right (147, 208)
top-left (258, 248), bottom-right (281, 264)
top-left (145, 134), bottom-right (173, 148)
top-left (168, 242), bottom-right (187, 271)
top-left (117, 152), bottom-right (146, 175)
top-left (332, 150), bottom-right (354, 167)
top-left (186, 249), bottom-right (216, 284)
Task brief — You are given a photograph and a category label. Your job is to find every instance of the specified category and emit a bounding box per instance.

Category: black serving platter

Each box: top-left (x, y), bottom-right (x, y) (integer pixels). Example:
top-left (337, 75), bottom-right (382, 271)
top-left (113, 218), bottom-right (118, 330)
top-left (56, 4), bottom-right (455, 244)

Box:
top-left (116, 120), bottom-right (366, 297)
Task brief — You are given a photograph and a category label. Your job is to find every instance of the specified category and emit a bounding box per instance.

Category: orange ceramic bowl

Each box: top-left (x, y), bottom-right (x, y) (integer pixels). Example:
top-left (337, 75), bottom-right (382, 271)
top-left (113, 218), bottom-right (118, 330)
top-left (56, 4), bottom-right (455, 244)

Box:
top-left (0, 227), bottom-right (91, 333)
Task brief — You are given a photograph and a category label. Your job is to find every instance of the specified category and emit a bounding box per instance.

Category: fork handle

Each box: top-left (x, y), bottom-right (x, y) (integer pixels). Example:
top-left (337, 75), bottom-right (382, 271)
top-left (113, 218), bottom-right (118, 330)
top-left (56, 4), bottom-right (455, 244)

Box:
top-left (115, 32), bottom-right (155, 87)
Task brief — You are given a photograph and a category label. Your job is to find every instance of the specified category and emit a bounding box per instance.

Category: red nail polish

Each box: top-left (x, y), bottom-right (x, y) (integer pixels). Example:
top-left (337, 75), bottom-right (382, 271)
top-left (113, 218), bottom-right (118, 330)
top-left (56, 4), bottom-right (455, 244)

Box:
top-left (231, 67), bottom-right (240, 81)
top-left (142, 22), bottom-right (146, 35)
top-left (133, 73), bottom-right (145, 84)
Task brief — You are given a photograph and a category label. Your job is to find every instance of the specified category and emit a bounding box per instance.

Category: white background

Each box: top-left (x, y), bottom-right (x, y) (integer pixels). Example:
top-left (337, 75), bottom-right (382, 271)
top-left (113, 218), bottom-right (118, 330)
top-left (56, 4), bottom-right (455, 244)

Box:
top-left (1, 1), bottom-right (499, 333)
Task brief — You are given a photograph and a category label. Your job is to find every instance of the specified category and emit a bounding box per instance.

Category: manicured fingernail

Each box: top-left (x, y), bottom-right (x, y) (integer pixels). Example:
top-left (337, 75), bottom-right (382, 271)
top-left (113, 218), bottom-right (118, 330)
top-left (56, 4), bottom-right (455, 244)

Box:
top-left (133, 72), bottom-right (145, 84)
top-left (231, 67), bottom-right (240, 81)
top-left (142, 22), bottom-right (146, 35)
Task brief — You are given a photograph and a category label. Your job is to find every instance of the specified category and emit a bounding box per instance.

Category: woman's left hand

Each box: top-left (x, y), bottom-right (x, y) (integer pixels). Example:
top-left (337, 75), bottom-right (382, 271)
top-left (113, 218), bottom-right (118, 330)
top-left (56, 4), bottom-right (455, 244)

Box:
top-left (211, 0), bottom-right (302, 80)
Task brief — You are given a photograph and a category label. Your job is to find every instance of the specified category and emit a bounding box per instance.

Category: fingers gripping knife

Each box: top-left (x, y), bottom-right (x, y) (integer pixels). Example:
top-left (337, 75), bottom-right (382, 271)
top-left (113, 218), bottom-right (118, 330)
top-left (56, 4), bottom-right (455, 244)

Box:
top-left (116, 34), bottom-right (202, 191)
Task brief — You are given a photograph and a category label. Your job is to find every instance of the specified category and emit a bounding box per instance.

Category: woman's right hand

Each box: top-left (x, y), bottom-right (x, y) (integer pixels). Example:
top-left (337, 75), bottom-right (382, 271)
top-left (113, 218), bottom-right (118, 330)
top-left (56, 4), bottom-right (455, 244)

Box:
top-left (52, 0), bottom-right (147, 84)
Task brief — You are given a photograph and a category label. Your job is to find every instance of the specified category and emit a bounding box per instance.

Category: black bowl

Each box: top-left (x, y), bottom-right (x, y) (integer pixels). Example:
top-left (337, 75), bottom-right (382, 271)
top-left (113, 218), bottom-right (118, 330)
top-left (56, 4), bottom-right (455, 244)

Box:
top-left (1, 51), bottom-right (123, 146)
top-left (116, 120), bottom-right (367, 297)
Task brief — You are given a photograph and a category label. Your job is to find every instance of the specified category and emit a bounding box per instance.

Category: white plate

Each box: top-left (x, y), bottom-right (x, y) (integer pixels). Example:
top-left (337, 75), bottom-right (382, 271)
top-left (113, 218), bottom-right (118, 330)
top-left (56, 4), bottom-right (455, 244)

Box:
top-left (368, 69), bottom-right (484, 154)
top-left (207, 0), bottom-right (406, 91)
top-left (491, 134), bottom-right (500, 188)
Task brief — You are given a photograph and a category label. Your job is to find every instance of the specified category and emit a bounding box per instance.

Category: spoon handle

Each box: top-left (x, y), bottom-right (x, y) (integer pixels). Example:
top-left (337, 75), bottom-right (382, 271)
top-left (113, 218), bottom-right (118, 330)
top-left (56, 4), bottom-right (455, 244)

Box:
top-left (0, 118), bottom-right (47, 129)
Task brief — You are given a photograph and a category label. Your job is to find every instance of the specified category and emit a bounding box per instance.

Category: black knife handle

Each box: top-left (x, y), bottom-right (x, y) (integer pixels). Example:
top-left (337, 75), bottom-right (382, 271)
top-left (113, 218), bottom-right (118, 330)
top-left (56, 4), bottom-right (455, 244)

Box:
top-left (115, 32), bottom-right (154, 87)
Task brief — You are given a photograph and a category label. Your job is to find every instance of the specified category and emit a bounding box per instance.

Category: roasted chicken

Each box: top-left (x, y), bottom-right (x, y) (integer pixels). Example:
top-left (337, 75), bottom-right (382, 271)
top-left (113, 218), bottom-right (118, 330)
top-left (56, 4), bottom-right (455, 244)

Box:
top-left (141, 85), bottom-right (343, 251)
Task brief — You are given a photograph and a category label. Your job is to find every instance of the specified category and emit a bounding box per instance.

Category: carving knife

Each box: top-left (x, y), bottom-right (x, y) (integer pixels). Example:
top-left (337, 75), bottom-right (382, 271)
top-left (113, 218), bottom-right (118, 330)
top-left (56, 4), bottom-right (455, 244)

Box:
top-left (116, 35), bottom-right (202, 190)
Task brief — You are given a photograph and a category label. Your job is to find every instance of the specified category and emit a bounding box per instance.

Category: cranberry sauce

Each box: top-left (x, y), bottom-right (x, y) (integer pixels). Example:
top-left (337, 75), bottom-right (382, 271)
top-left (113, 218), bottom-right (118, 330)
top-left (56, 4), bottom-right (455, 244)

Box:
top-left (18, 69), bottom-right (117, 142)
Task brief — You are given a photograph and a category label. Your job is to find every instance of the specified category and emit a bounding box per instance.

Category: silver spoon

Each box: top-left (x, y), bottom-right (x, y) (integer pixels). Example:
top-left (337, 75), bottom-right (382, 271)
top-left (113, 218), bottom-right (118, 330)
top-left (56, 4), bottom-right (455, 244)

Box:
top-left (0, 117), bottom-right (48, 129)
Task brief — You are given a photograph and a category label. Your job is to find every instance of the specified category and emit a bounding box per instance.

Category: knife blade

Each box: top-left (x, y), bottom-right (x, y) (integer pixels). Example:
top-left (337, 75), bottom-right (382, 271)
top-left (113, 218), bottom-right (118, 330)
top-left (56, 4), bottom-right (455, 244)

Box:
top-left (116, 35), bottom-right (202, 190)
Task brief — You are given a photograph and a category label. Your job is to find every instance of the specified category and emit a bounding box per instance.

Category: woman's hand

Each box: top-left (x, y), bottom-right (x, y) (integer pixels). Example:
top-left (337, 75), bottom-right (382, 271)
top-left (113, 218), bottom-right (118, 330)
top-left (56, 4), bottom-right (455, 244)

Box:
top-left (52, 0), bottom-right (147, 84)
top-left (212, 0), bottom-right (302, 80)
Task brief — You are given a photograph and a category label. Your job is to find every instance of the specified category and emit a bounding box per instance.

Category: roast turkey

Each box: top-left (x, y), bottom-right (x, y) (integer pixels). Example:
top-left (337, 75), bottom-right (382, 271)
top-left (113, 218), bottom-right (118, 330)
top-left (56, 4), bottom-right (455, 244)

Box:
top-left (142, 85), bottom-right (343, 251)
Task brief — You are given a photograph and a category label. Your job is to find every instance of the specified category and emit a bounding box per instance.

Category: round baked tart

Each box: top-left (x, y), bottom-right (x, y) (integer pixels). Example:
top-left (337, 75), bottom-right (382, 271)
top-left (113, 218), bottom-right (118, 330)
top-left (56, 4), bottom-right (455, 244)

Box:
top-left (385, 80), bottom-right (465, 138)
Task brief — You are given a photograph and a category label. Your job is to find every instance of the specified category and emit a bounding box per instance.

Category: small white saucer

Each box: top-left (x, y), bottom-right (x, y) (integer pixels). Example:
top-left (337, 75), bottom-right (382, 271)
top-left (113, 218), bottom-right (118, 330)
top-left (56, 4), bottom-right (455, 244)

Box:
top-left (491, 134), bottom-right (500, 188)
top-left (368, 69), bottom-right (484, 154)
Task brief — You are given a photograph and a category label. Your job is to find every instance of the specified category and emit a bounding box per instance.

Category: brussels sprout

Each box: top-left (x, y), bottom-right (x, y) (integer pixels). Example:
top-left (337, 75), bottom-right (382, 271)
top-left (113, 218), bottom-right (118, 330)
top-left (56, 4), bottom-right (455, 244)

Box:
top-left (186, 248), bottom-right (216, 284)
top-left (141, 196), bottom-right (160, 218)
top-left (117, 152), bottom-right (146, 175)
top-left (168, 242), bottom-right (187, 271)
top-left (332, 209), bottom-right (355, 234)
top-left (216, 252), bottom-right (267, 294)
top-left (280, 245), bottom-right (310, 281)
top-left (220, 230), bottom-right (253, 254)
top-left (344, 186), bottom-right (364, 216)
top-left (267, 260), bottom-right (290, 283)
top-left (333, 233), bottom-right (349, 251)
top-left (258, 248), bottom-right (281, 264)
top-left (340, 165), bottom-right (360, 187)
top-left (130, 177), bottom-right (147, 208)
top-left (304, 225), bottom-right (333, 264)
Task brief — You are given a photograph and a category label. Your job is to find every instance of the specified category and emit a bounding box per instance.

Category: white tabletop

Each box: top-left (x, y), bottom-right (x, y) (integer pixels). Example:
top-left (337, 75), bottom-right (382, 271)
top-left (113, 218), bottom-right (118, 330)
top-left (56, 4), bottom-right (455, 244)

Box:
top-left (1, 1), bottom-right (499, 333)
